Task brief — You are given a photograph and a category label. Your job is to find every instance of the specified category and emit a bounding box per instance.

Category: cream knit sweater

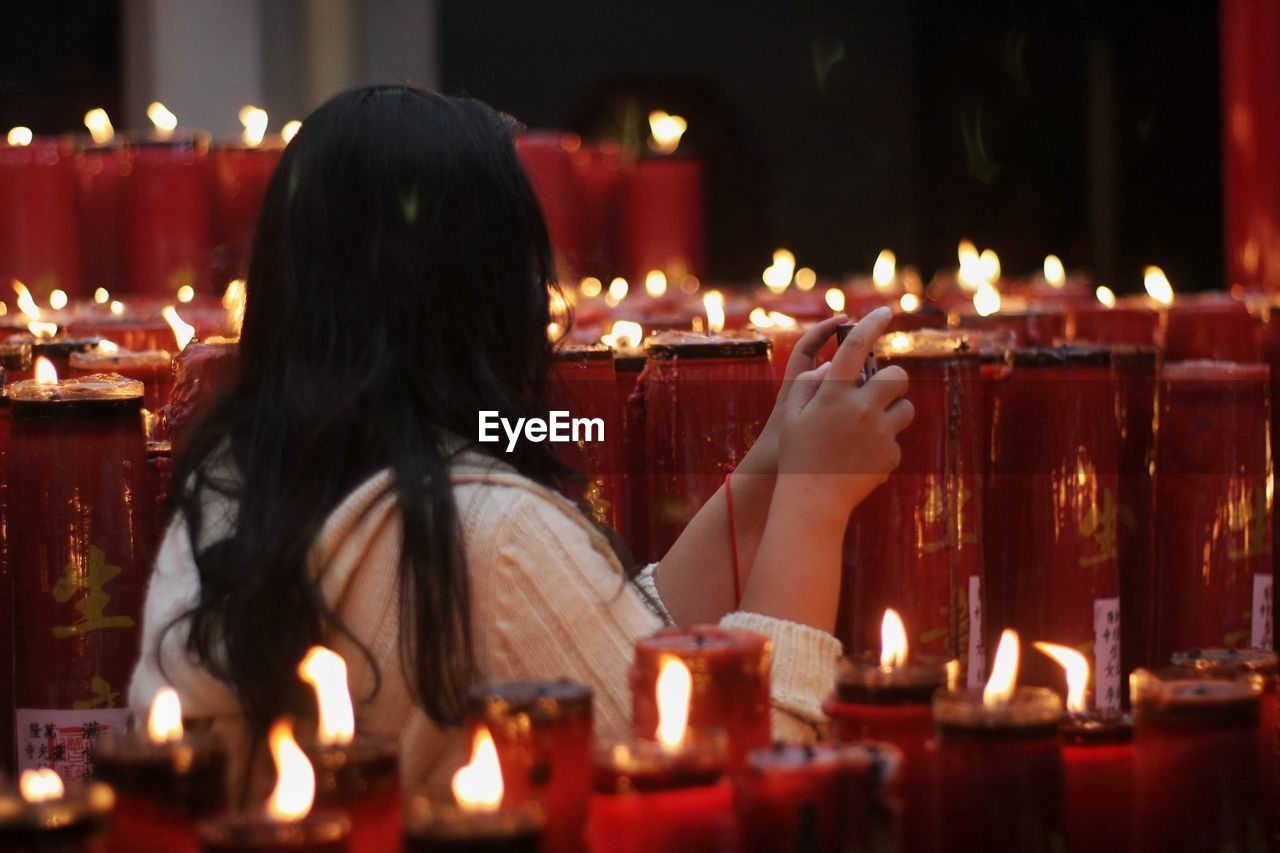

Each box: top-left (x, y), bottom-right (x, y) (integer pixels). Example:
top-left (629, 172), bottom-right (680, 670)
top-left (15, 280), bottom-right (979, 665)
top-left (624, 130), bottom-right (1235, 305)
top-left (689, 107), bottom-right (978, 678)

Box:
top-left (128, 453), bottom-right (842, 804)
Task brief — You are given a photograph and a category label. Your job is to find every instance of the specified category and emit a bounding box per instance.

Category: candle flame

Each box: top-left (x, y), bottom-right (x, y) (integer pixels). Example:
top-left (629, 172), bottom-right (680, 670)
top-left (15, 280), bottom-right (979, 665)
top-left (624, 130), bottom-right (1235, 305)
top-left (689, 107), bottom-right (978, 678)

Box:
top-left (48, 289), bottom-right (68, 311)
top-left (19, 769), bottom-right (64, 803)
top-left (794, 267), bottom-right (817, 291)
top-left (973, 281), bottom-right (1002, 317)
top-left (605, 277), bottom-right (629, 308)
top-left (281, 120), bottom-right (302, 145)
top-left (452, 726), bottom-right (504, 813)
top-left (13, 280), bottom-right (41, 320)
top-left (147, 687), bottom-right (184, 743)
top-left (750, 307), bottom-right (796, 329)
top-left (703, 290), bottom-right (726, 334)
top-left (162, 306), bottom-right (196, 351)
top-left (96, 340), bottom-right (120, 355)
top-left (93, 287), bottom-right (109, 305)
top-left (84, 108), bottom-right (114, 145)
top-left (899, 292), bottom-right (921, 313)
top-left (872, 250), bottom-right (897, 292)
top-left (579, 276), bottom-right (602, 298)
top-left (956, 240), bottom-right (982, 291)
top-left (110, 300), bottom-right (125, 317)
top-left (34, 356), bottom-right (58, 385)
top-left (222, 278), bottom-right (247, 336)
top-left (748, 306), bottom-right (770, 328)
top-left (983, 629), bottom-right (1020, 706)
top-left (146, 102), bottom-right (178, 139)
top-left (648, 111), bottom-right (688, 155)
top-left (177, 285), bottom-right (195, 304)
top-left (887, 332), bottom-right (912, 353)
top-left (655, 655), bottom-right (693, 750)
top-left (28, 321), bottom-right (58, 339)
top-left (297, 646), bottom-right (355, 747)
top-left (1143, 265), bottom-right (1174, 306)
top-left (1043, 254), bottom-right (1066, 288)
top-left (979, 249), bottom-right (1001, 284)
top-left (880, 608), bottom-right (908, 668)
top-left (602, 320), bottom-right (643, 349)
top-left (824, 287), bottom-right (846, 313)
top-left (762, 249), bottom-right (797, 294)
top-left (645, 270), bottom-right (668, 298)
top-left (1034, 642), bottom-right (1089, 714)
top-left (266, 718), bottom-right (315, 822)
top-left (945, 659), bottom-right (961, 691)
top-left (6, 127), bottom-right (32, 147)
top-left (239, 106), bottom-right (269, 148)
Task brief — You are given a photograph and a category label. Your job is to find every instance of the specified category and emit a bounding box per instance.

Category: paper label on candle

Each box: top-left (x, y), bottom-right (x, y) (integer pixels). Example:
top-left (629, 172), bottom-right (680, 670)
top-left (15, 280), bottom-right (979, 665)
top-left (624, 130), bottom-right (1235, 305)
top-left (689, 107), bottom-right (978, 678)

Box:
top-left (1093, 597), bottom-right (1121, 710)
top-left (15, 707), bottom-right (131, 780)
top-left (1253, 573), bottom-right (1274, 651)
top-left (966, 575), bottom-right (984, 688)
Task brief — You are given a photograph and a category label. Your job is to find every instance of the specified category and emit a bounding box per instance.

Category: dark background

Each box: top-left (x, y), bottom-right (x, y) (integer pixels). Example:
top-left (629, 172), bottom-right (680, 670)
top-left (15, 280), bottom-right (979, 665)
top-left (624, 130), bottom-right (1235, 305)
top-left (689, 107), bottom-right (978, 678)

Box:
top-left (1, 0), bottom-right (1223, 292)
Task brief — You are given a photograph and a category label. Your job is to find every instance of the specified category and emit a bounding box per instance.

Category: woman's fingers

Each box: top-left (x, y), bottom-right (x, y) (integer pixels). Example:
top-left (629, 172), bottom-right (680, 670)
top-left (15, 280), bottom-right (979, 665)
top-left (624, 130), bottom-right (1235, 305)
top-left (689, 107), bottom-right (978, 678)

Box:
top-left (860, 365), bottom-right (910, 409)
top-left (782, 313), bottom-right (848, 383)
top-left (827, 307), bottom-right (892, 384)
top-left (788, 362), bottom-right (831, 413)
top-left (883, 396), bottom-right (916, 434)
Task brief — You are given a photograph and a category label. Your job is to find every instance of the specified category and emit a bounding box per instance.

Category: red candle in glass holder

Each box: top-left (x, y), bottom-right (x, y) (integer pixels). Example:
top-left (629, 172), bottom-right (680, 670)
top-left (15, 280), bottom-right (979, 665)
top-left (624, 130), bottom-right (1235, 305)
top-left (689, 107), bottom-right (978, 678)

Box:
top-left (1162, 293), bottom-right (1259, 362)
top-left (71, 347), bottom-right (173, 413)
top-left (210, 144), bottom-right (281, 285)
top-left (630, 332), bottom-right (773, 563)
top-left (0, 135), bottom-right (81, 301)
top-left (516, 132), bottom-right (586, 281)
top-left (736, 741), bottom-right (901, 853)
top-left (932, 631), bottom-right (1066, 853)
top-left (121, 136), bottom-right (212, 299)
top-left (630, 626), bottom-right (771, 774)
top-left (0, 768), bottom-right (114, 850)
top-left (95, 688), bottom-right (227, 853)
top-left (1131, 667), bottom-right (1265, 852)
top-left (467, 681), bottom-right (592, 853)
top-left (8, 368), bottom-right (153, 776)
top-left (619, 155), bottom-right (703, 285)
top-left (836, 329), bottom-right (983, 678)
top-left (550, 343), bottom-right (622, 532)
top-left (984, 345), bottom-right (1122, 703)
top-left (1153, 361), bottom-right (1272, 663)
top-left (74, 141), bottom-right (125, 294)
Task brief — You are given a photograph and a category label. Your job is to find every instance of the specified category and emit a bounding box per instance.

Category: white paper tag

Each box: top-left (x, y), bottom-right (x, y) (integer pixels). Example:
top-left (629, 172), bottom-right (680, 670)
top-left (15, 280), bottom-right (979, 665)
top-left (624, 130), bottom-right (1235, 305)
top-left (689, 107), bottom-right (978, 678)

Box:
top-left (1253, 573), bottom-right (1274, 651)
top-left (15, 707), bottom-right (132, 780)
top-left (1093, 597), bottom-right (1121, 710)
top-left (967, 575), bottom-right (984, 687)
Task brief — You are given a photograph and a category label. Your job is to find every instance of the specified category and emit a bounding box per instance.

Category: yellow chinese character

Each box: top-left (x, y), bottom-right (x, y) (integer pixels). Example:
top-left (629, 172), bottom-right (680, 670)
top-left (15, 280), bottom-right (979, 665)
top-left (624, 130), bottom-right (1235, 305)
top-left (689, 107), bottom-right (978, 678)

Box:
top-left (1079, 488), bottom-right (1118, 568)
top-left (72, 675), bottom-right (120, 710)
top-left (52, 546), bottom-right (135, 638)
top-left (920, 484), bottom-right (948, 554)
top-left (1228, 485), bottom-right (1271, 560)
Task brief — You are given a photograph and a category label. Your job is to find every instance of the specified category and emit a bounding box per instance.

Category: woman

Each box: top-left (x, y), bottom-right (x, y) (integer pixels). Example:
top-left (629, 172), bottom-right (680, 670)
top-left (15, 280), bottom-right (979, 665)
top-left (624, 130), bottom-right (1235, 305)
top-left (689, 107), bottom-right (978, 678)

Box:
top-left (128, 85), bottom-right (913, 801)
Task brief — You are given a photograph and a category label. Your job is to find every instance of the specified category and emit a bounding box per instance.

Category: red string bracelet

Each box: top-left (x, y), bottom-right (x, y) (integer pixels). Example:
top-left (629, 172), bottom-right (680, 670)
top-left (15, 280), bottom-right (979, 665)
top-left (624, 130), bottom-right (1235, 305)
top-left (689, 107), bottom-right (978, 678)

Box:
top-left (724, 468), bottom-right (742, 608)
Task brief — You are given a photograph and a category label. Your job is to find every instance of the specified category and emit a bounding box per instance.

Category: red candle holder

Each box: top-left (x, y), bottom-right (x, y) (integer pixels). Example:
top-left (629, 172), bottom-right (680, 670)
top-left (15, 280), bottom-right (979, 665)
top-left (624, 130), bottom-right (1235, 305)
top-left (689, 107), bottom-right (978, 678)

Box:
top-left (631, 332), bottom-right (773, 563)
top-left (0, 340), bottom-right (31, 776)
top-left (1060, 710), bottom-right (1134, 853)
top-left (70, 349), bottom-right (173, 413)
top-left (0, 135), bottom-right (81, 301)
top-left (95, 730), bottom-right (228, 853)
top-left (198, 810), bottom-right (351, 853)
top-left (8, 373), bottom-right (153, 776)
top-left (823, 654), bottom-right (945, 853)
top-left (1066, 300), bottom-right (1159, 346)
top-left (931, 687), bottom-right (1066, 853)
top-left (619, 155), bottom-right (703, 285)
top-left (160, 340), bottom-right (240, 459)
top-left (630, 626), bottom-right (771, 775)
top-left (1131, 668), bottom-right (1265, 851)
top-left (404, 795), bottom-right (542, 853)
top-left (735, 741), bottom-right (901, 853)
top-left (209, 145), bottom-right (281, 286)
top-left (120, 136), bottom-right (212, 299)
top-left (835, 329), bottom-right (983, 679)
top-left (73, 141), bottom-right (125, 296)
top-left (1153, 361), bottom-right (1272, 662)
top-left (467, 681), bottom-right (591, 853)
top-left (302, 736), bottom-right (400, 853)
top-left (951, 309), bottom-right (1065, 347)
top-left (1161, 294), bottom-right (1259, 362)
top-left (551, 344), bottom-right (622, 532)
top-left (0, 777), bottom-right (114, 850)
top-left (516, 132), bottom-right (586, 282)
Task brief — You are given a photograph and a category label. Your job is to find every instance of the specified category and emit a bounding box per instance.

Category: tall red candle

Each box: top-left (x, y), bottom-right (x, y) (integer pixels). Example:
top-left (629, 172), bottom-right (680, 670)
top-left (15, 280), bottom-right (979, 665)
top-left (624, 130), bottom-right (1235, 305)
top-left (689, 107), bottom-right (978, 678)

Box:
top-left (0, 341), bottom-right (30, 775)
top-left (952, 309), bottom-right (1065, 347)
top-left (619, 156), bottom-right (703, 284)
top-left (1060, 711), bottom-right (1134, 853)
top-left (1161, 293), bottom-right (1260, 362)
top-left (614, 350), bottom-right (647, 557)
top-left (630, 626), bottom-right (771, 775)
top-left (1066, 299), bottom-right (1159, 347)
top-left (0, 136), bottom-right (81, 301)
top-left (73, 142), bottom-right (125, 294)
top-left (27, 334), bottom-right (103, 377)
top-left (1152, 361), bottom-right (1272, 662)
top-left (302, 738), bottom-right (400, 853)
top-left (1132, 668), bottom-right (1265, 851)
top-left (550, 344), bottom-right (622, 532)
top-left (209, 145), bottom-right (281, 286)
top-left (0, 773), bottom-right (114, 850)
top-left (8, 373), bottom-right (153, 777)
top-left (572, 142), bottom-right (622, 276)
top-left (66, 308), bottom-right (176, 354)
top-left (404, 796), bottom-right (542, 853)
top-left (71, 349), bottom-right (173, 413)
top-left (516, 132), bottom-right (586, 281)
top-left (120, 137), bottom-right (212, 299)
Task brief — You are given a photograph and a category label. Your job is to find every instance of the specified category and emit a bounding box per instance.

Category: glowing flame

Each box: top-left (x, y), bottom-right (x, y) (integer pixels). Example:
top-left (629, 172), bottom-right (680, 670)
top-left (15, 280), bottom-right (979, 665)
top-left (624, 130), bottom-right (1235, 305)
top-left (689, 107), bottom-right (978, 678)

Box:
top-left (84, 108), bottom-right (114, 145)
top-left (973, 281), bottom-right (1002, 317)
top-left (887, 332), bottom-right (913, 353)
top-left (27, 321), bottom-right (58, 339)
top-left (265, 719), bottom-right (315, 822)
top-left (147, 687), bottom-right (184, 743)
top-left (176, 285), bottom-right (195, 304)
top-left (20, 769), bottom-right (64, 803)
top-left (162, 305), bottom-right (196, 351)
top-left (983, 629), bottom-right (1020, 706)
top-left (762, 249), bottom-right (797, 294)
top-left (147, 102), bottom-right (177, 139)
top-left (880, 609), bottom-right (908, 668)
top-left (297, 646), bottom-right (355, 747)
top-left (794, 267), bottom-right (817, 291)
top-left (1034, 642), bottom-right (1089, 714)
top-left (48, 289), bottom-right (68, 311)
top-left (605, 277), bottom-right (629, 308)
top-left (602, 320), bottom-right (643, 349)
top-left (872, 250), bottom-right (897, 292)
top-left (979, 249), bottom-right (1001, 283)
top-left (825, 288), bottom-right (846, 313)
top-left (96, 340), bottom-right (120, 354)
top-left (645, 270), bottom-right (668, 298)
top-left (1096, 285), bottom-right (1116, 309)
top-left (655, 656), bottom-right (693, 750)
top-left (703, 290), bottom-right (726, 334)
top-left (1043, 254), bottom-right (1066, 289)
top-left (281, 120), bottom-right (302, 144)
top-left (110, 300), bottom-right (125, 317)
top-left (750, 307), bottom-right (797, 329)
top-left (34, 357), bottom-right (58, 385)
top-left (239, 106), bottom-right (269, 147)
top-left (6, 127), bottom-right (32, 147)
top-left (648, 111), bottom-right (688, 155)
top-left (223, 278), bottom-right (246, 336)
top-left (452, 726), bottom-right (504, 813)
top-left (13, 280), bottom-right (41, 320)
top-left (957, 240), bottom-right (982, 291)
top-left (748, 306), bottom-right (770, 328)
top-left (945, 659), bottom-right (961, 691)
top-left (1143, 265), bottom-right (1173, 306)
top-left (899, 292), bottom-right (921, 313)
top-left (579, 276), bottom-right (602, 298)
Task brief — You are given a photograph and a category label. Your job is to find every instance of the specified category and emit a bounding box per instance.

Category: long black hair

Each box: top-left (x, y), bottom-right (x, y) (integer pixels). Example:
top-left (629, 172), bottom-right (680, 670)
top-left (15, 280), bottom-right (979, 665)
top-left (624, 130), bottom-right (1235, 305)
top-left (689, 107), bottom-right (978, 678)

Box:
top-left (172, 85), bottom-right (568, 733)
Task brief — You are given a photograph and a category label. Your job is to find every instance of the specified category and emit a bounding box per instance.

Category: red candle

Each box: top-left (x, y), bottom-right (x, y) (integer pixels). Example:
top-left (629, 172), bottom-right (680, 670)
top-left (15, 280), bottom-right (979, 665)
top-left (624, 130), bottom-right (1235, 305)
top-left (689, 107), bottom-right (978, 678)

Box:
top-left (0, 135), bottom-right (81, 301)
top-left (550, 344), bottom-right (622, 532)
top-left (630, 626), bottom-right (771, 774)
top-left (1066, 299), bottom-right (1159, 347)
top-left (613, 348), bottom-right (647, 556)
top-left (516, 132), bottom-right (586, 281)
top-left (0, 340), bottom-right (31, 776)
top-left (209, 144), bottom-right (281, 286)
top-left (147, 440), bottom-right (174, 545)
top-left (619, 156), bottom-right (703, 285)
top-left (0, 769), bottom-right (114, 850)
top-left (25, 334), bottom-right (103, 377)
top-left (8, 371), bottom-right (153, 776)
top-left (984, 345), bottom-right (1122, 704)
top-left (1060, 711), bottom-right (1134, 853)
top-left (73, 142), bottom-right (125, 295)
top-left (835, 329), bottom-right (983, 677)
top-left (120, 137), bottom-right (212, 299)
top-left (1152, 361), bottom-right (1272, 662)
top-left (952, 309), bottom-right (1065, 347)
top-left (70, 348), bottom-right (173, 413)
top-left (160, 340), bottom-right (240, 459)
top-left (748, 310), bottom-right (807, 386)
top-left (631, 332), bottom-right (773, 562)
top-left (467, 681), bottom-right (592, 853)
top-left (735, 741), bottom-right (901, 853)
top-left (95, 688), bottom-right (227, 853)
top-left (572, 142), bottom-right (623, 276)
top-left (66, 308), bottom-right (176, 354)
top-left (1132, 668), bottom-right (1264, 851)
top-left (1161, 293), bottom-right (1259, 362)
